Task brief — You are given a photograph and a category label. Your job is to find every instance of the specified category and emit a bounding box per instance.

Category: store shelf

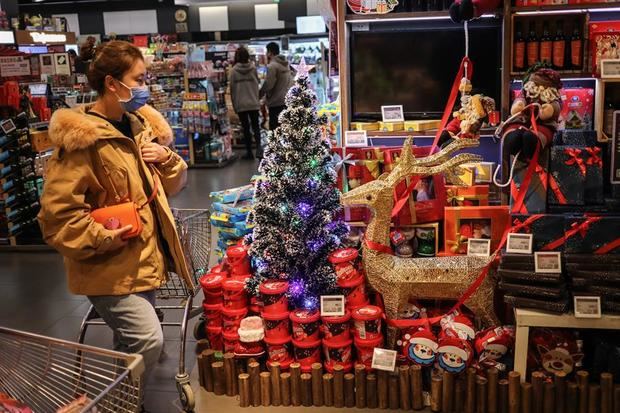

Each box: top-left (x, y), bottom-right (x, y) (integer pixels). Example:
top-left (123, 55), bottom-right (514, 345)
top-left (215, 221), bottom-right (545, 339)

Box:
top-left (363, 127), bottom-right (497, 137)
top-left (510, 71), bottom-right (593, 80)
top-left (191, 153), bottom-right (238, 169)
top-left (512, 2), bottom-right (620, 13)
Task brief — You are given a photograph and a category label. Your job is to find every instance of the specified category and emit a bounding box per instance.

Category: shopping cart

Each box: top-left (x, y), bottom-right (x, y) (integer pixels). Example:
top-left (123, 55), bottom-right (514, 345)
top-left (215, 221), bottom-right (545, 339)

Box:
top-left (0, 326), bottom-right (144, 412)
top-left (77, 208), bottom-right (211, 412)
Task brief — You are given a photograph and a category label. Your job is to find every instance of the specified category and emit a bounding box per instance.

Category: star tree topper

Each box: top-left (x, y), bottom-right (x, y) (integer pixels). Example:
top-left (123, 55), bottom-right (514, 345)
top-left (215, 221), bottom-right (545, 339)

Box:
top-left (292, 57), bottom-right (315, 79)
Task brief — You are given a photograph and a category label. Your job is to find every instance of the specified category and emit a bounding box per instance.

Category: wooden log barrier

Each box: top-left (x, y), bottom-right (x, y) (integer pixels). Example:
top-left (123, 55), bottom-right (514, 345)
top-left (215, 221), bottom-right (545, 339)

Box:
top-left (577, 370), bottom-right (589, 413)
top-left (203, 349), bottom-right (216, 392)
top-left (260, 372), bottom-right (271, 407)
top-left (290, 362), bottom-right (302, 407)
top-left (223, 353), bottom-right (235, 397)
top-left (213, 361), bottom-right (226, 396)
top-left (601, 373), bottom-right (613, 413)
top-left (355, 364), bottom-right (367, 409)
top-left (567, 382), bottom-right (578, 413)
top-left (614, 385), bottom-right (620, 413)
top-left (477, 376), bottom-right (488, 413)
top-left (467, 367), bottom-right (477, 413)
top-left (281, 372), bottom-right (291, 407)
top-left (431, 375), bottom-right (443, 413)
top-left (555, 371), bottom-right (567, 413)
top-left (544, 382), bottom-right (555, 413)
top-left (197, 352), bottom-right (206, 388)
top-left (239, 373), bottom-right (250, 408)
top-left (367, 373), bottom-right (378, 409)
top-left (379, 369), bottom-right (389, 409)
top-left (488, 368), bottom-right (499, 413)
top-left (521, 382), bottom-right (532, 413)
top-left (508, 371), bottom-right (521, 413)
top-left (301, 373), bottom-right (312, 407)
top-left (498, 379), bottom-right (509, 413)
top-left (311, 363), bottom-right (324, 407)
top-left (531, 371), bottom-right (545, 413)
top-left (399, 365), bottom-right (411, 410)
top-left (324, 373), bottom-right (334, 407)
top-left (345, 373), bottom-right (356, 408)
top-left (455, 378), bottom-right (466, 413)
top-left (270, 362), bottom-right (282, 406)
top-left (588, 384), bottom-right (600, 413)
top-left (333, 364), bottom-right (345, 408)
top-left (411, 364), bottom-right (423, 410)
top-left (248, 361), bottom-right (261, 407)
top-left (389, 373), bottom-right (400, 410)
top-left (443, 372), bottom-right (455, 413)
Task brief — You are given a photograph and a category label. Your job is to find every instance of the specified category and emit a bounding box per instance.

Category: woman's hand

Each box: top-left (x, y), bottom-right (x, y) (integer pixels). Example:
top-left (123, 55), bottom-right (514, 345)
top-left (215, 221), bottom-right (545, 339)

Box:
top-left (141, 142), bottom-right (170, 163)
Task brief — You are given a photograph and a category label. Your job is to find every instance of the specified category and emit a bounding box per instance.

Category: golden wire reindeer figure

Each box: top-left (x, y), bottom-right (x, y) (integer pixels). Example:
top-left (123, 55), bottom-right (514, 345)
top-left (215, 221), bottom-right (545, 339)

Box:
top-left (341, 137), bottom-right (499, 328)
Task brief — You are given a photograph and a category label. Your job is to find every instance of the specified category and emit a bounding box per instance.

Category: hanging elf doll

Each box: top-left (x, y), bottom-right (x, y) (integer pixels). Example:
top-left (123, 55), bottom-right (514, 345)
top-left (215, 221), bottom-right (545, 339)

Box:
top-left (500, 66), bottom-right (562, 160)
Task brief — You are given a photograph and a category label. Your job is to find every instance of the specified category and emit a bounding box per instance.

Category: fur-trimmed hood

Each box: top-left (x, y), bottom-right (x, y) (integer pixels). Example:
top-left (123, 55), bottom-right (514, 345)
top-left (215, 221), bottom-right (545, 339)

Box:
top-left (48, 104), bottom-right (173, 152)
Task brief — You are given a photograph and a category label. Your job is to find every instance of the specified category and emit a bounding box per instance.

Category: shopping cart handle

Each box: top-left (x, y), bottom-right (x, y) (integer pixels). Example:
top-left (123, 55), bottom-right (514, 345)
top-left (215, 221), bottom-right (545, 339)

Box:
top-left (125, 353), bottom-right (146, 381)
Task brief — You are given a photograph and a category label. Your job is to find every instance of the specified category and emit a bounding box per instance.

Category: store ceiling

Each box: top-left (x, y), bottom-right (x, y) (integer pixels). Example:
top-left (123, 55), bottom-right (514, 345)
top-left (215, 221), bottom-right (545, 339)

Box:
top-left (17, 0), bottom-right (167, 4)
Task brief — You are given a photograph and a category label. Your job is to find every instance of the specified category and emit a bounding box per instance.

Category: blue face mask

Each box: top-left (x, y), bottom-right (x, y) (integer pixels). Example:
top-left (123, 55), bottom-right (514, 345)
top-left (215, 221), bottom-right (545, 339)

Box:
top-left (116, 80), bottom-right (149, 112)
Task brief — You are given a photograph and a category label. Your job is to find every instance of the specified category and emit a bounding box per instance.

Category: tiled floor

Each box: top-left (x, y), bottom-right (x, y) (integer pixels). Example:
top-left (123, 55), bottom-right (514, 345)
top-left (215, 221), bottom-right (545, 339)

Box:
top-left (0, 156), bottom-right (259, 412)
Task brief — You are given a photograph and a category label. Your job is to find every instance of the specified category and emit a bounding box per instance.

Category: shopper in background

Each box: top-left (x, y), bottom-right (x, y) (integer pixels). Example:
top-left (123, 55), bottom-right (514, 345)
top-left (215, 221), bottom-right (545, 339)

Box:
top-left (230, 46), bottom-right (262, 159)
top-left (38, 41), bottom-right (190, 379)
top-left (260, 42), bottom-right (292, 131)
top-left (74, 36), bottom-right (96, 74)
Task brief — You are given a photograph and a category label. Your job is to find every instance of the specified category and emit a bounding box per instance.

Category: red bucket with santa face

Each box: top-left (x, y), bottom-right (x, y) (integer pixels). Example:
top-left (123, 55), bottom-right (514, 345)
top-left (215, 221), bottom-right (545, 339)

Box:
top-left (323, 338), bottom-right (353, 372)
top-left (354, 335), bottom-right (384, 371)
top-left (262, 310), bottom-right (290, 340)
top-left (329, 248), bottom-right (361, 282)
top-left (206, 326), bottom-right (223, 351)
top-left (321, 311), bottom-right (351, 341)
top-left (290, 309), bottom-right (321, 342)
top-left (352, 305), bottom-right (383, 340)
top-left (292, 338), bottom-right (321, 373)
top-left (222, 307), bottom-right (248, 335)
top-left (226, 245), bottom-right (251, 276)
top-left (200, 273), bottom-right (225, 305)
top-left (265, 335), bottom-right (294, 366)
top-left (223, 330), bottom-right (239, 353)
top-left (338, 273), bottom-right (368, 309)
top-left (222, 277), bottom-right (249, 310)
top-left (202, 303), bottom-right (223, 328)
top-left (437, 336), bottom-right (473, 374)
top-left (259, 280), bottom-right (289, 314)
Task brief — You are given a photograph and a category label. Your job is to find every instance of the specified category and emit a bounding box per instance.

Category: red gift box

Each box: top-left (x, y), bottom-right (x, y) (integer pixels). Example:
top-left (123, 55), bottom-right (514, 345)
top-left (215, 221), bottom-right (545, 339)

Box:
top-left (384, 146), bottom-right (447, 225)
top-left (444, 206), bottom-right (510, 255)
top-left (589, 21), bottom-right (620, 77)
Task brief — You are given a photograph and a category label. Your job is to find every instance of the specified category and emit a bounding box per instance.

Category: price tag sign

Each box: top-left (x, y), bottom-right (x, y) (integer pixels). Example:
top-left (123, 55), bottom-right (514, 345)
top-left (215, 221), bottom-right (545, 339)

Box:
top-left (467, 238), bottom-right (491, 257)
top-left (601, 59), bottom-right (620, 78)
top-left (320, 295), bottom-right (345, 316)
top-left (371, 348), bottom-right (397, 372)
top-left (381, 105), bottom-right (404, 122)
top-left (574, 296), bottom-right (602, 318)
top-left (534, 251), bottom-right (562, 274)
top-left (506, 233), bottom-right (533, 254)
top-left (0, 119), bottom-right (16, 135)
top-left (345, 130), bottom-right (368, 148)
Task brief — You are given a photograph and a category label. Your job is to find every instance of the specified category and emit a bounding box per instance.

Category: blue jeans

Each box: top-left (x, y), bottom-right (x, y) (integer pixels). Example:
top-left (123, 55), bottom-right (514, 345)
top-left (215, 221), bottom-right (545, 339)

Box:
top-left (88, 290), bottom-right (163, 375)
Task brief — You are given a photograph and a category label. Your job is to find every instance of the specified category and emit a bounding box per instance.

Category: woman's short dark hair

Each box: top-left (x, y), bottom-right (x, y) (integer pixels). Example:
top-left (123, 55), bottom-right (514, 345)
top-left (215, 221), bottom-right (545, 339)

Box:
top-left (235, 46), bottom-right (250, 64)
top-left (87, 40), bottom-right (144, 95)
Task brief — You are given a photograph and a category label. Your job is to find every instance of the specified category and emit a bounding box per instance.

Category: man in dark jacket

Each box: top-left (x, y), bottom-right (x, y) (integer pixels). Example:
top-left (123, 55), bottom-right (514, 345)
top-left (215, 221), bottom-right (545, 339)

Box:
top-left (259, 42), bottom-right (292, 131)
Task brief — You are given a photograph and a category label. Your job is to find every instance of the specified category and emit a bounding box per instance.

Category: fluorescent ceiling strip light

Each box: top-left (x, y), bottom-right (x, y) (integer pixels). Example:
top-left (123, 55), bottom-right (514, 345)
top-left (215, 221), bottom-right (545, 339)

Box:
top-left (515, 6), bottom-right (620, 15)
top-left (346, 13), bottom-right (495, 23)
top-left (512, 77), bottom-right (595, 82)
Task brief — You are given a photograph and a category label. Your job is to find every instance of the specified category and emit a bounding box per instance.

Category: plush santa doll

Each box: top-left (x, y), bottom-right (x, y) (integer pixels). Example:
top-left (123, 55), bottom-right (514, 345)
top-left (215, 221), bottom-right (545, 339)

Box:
top-left (449, 0), bottom-right (501, 23)
top-left (500, 67), bottom-right (563, 160)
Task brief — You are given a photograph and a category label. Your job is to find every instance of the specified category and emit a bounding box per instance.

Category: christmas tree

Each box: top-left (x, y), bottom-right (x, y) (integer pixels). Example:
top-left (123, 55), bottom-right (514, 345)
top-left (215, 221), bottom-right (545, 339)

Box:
top-left (246, 59), bottom-right (348, 310)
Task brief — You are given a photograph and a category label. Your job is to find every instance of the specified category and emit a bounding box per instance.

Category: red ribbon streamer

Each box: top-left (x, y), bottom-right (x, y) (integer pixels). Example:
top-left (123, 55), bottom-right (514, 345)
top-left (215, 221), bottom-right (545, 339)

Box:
top-left (390, 57), bottom-right (473, 221)
top-left (595, 237), bottom-right (620, 254)
top-left (364, 238), bottom-right (395, 256)
top-left (585, 147), bottom-right (603, 168)
top-left (564, 148), bottom-right (586, 176)
top-left (511, 109), bottom-right (541, 214)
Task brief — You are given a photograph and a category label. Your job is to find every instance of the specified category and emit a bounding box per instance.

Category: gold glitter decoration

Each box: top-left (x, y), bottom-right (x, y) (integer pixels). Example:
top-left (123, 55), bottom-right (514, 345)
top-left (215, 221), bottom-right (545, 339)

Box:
top-left (341, 137), bottom-right (499, 329)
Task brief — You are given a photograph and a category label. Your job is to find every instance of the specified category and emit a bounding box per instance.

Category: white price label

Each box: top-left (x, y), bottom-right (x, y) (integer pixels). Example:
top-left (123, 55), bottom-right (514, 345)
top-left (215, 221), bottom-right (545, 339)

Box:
top-left (506, 233), bottom-right (533, 255)
top-left (574, 296), bottom-right (602, 318)
top-left (534, 251), bottom-right (562, 274)
top-left (345, 130), bottom-right (368, 148)
top-left (467, 238), bottom-right (491, 257)
top-left (320, 295), bottom-right (345, 316)
top-left (371, 348), bottom-right (397, 372)
top-left (381, 105), bottom-right (404, 123)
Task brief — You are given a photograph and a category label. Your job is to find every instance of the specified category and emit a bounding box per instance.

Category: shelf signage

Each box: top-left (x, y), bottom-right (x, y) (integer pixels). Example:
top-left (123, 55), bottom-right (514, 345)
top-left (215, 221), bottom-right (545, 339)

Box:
top-left (15, 30), bottom-right (76, 45)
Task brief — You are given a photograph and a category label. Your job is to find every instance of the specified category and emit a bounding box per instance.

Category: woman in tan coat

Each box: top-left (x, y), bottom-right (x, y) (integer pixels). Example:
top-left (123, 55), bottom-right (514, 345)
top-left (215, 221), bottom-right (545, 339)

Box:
top-left (38, 41), bottom-right (191, 375)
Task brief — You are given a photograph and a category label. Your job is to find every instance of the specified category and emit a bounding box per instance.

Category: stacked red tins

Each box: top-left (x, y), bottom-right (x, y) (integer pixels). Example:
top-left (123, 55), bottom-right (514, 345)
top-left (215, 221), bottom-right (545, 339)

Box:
top-left (226, 245), bottom-right (251, 276)
top-left (222, 277), bottom-right (248, 310)
top-left (329, 248), bottom-right (369, 310)
top-left (221, 277), bottom-right (249, 352)
top-left (260, 280), bottom-right (293, 369)
top-left (352, 305), bottom-right (385, 371)
top-left (321, 310), bottom-right (353, 373)
top-left (290, 309), bottom-right (321, 372)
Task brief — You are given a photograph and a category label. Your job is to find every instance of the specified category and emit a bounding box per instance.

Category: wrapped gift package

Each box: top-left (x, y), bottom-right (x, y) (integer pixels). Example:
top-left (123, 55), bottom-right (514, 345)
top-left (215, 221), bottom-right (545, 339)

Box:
top-left (564, 215), bottom-right (620, 254)
top-left (548, 146), bottom-right (586, 207)
top-left (504, 294), bottom-right (569, 313)
top-left (445, 185), bottom-right (490, 207)
top-left (510, 214), bottom-right (566, 251)
top-left (554, 130), bottom-right (598, 146)
top-left (589, 21), bottom-right (620, 77)
top-left (509, 149), bottom-right (550, 214)
top-left (444, 205), bottom-right (510, 255)
top-left (558, 88), bottom-right (594, 131)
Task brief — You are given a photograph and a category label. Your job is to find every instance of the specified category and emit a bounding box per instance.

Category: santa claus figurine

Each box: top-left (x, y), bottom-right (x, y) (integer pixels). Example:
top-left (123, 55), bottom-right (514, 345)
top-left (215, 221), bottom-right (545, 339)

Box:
top-left (500, 66), bottom-right (563, 160)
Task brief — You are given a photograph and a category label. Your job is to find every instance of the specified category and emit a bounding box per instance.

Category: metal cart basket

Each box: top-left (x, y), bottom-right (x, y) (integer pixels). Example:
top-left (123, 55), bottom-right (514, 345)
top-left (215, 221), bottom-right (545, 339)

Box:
top-left (77, 208), bottom-right (211, 412)
top-left (0, 326), bottom-right (144, 412)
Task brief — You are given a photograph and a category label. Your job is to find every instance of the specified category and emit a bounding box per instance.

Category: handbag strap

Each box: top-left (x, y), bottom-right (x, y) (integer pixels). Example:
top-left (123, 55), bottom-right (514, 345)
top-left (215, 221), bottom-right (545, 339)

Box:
top-left (138, 166), bottom-right (159, 210)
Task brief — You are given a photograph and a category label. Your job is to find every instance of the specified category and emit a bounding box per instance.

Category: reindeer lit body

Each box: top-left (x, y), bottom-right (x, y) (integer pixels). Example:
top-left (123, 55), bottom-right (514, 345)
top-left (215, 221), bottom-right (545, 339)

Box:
top-left (340, 138), bottom-right (499, 328)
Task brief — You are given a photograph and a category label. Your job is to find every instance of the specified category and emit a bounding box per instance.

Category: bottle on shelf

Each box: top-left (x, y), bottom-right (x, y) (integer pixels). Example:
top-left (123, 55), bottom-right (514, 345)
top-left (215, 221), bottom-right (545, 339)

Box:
top-left (540, 21), bottom-right (552, 65)
top-left (4, 188), bottom-right (38, 209)
top-left (2, 172), bottom-right (36, 192)
top-left (8, 217), bottom-right (37, 236)
top-left (514, 21), bottom-right (526, 71)
top-left (571, 20), bottom-right (583, 70)
top-left (552, 20), bottom-right (566, 71)
top-left (527, 21), bottom-right (540, 68)
top-left (6, 201), bottom-right (39, 221)
top-left (0, 143), bottom-right (32, 164)
top-left (0, 159), bottom-right (33, 178)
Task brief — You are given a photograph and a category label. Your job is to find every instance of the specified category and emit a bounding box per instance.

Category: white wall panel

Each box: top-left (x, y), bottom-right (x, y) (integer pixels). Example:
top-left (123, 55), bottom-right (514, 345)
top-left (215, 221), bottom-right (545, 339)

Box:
top-left (254, 4), bottom-right (284, 30)
top-left (103, 10), bottom-right (158, 35)
top-left (199, 6), bottom-right (229, 32)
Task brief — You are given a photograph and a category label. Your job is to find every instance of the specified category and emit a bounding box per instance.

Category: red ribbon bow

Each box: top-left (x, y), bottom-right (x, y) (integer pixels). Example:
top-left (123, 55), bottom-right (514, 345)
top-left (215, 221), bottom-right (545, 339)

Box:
top-left (512, 218), bottom-right (531, 233)
top-left (570, 219), bottom-right (597, 239)
top-left (564, 148), bottom-right (586, 176)
top-left (585, 147), bottom-right (603, 168)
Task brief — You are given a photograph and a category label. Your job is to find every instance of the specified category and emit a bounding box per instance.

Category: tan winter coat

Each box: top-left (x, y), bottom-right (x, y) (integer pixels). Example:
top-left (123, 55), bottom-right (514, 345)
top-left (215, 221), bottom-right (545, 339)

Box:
top-left (38, 104), bottom-right (193, 296)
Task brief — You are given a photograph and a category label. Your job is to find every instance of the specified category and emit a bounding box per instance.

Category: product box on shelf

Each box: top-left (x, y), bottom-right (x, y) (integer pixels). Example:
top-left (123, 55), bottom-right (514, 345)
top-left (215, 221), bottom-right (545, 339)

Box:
top-left (209, 184), bottom-right (254, 204)
top-left (383, 146), bottom-right (447, 225)
top-left (589, 21), bottom-right (620, 77)
top-left (378, 121), bottom-right (404, 132)
top-left (510, 214), bottom-right (566, 251)
top-left (559, 88), bottom-right (594, 131)
top-left (404, 120), bottom-right (441, 132)
top-left (444, 206), bottom-right (510, 255)
top-left (548, 146), bottom-right (599, 207)
top-left (350, 122), bottom-right (380, 131)
top-left (445, 185), bottom-right (490, 207)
